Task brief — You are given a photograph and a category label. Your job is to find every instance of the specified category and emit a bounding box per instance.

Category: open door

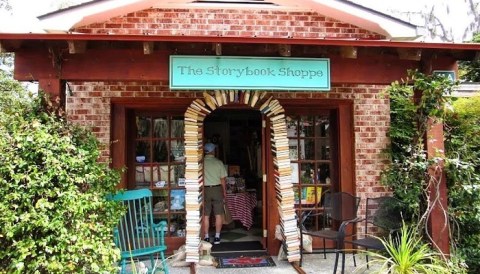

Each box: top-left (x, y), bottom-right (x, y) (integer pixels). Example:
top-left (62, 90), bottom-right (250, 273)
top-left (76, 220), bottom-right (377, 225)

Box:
top-left (203, 108), bottom-right (266, 254)
top-left (261, 114), bottom-right (267, 249)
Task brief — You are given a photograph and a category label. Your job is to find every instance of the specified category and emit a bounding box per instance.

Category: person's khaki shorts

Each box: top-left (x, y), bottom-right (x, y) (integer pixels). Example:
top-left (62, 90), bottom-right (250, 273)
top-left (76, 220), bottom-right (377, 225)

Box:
top-left (204, 186), bottom-right (224, 216)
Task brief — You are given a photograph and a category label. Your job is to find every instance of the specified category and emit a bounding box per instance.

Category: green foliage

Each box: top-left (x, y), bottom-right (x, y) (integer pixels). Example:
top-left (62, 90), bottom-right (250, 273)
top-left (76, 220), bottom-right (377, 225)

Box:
top-left (383, 70), bottom-right (480, 273)
top-left (382, 70), bottom-right (456, 219)
top-left (444, 95), bottom-right (480, 273)
top-left (459, 33), bottom-right (480, 82)
top-left (0, 77), bottom-right (124, 273)
top-left (368, 223), bottom-right (453, 274)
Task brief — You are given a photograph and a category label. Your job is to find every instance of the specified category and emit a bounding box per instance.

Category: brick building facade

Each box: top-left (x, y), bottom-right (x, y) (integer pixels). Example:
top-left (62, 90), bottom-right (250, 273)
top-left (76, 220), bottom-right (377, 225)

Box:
top-left (3, 0), bottom-right (476, 263)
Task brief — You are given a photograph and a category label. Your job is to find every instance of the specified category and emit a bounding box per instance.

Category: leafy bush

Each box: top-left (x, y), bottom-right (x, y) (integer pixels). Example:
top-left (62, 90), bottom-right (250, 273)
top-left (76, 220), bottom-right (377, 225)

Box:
top-left (0, 78), bottom-right (124, 273)
top-left (459, 33), bottom-right (480, 82)
top-left (368, 223), bottom-right (450, 274)
top-left (382, 70), bottom-right (455, 221)
top-left (383, 70), bottom-right (479, 273)
top-left (444, 95), bottom-right (480, 273)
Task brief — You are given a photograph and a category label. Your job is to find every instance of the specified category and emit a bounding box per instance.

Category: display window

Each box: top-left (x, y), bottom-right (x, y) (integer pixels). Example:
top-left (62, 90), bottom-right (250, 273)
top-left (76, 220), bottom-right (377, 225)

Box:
top-left (133, 114), bottom-right (186, 237)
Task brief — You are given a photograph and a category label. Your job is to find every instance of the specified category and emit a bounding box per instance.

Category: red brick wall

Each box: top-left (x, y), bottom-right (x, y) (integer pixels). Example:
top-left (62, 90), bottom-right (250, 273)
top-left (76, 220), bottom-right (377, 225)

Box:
top-left (74, 8), bottom-right (385, 39)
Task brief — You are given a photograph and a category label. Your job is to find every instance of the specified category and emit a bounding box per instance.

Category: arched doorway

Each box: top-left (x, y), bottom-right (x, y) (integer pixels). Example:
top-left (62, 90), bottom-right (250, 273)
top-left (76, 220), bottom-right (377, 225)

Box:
top-left (183, 91), bottom-right (300, 262)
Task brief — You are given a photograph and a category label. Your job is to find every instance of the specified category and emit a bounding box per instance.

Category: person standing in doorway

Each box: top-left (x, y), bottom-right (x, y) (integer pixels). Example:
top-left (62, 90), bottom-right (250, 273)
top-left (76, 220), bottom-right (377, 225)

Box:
top-left (203, 142), bottom-right (227, 245)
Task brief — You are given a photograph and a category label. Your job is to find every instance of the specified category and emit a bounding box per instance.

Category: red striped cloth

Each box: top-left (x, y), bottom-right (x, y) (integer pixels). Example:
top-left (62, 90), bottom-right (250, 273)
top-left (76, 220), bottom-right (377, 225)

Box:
top-left (225, 192), bottom-right (257, 230)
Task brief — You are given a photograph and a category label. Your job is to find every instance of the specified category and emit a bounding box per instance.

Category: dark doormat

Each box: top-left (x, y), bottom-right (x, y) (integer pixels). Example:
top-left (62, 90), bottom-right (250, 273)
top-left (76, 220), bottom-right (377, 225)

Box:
top-left (216, 255), bottom-right (276, 268)
top-left (211, 241), bottom-right (263, 253)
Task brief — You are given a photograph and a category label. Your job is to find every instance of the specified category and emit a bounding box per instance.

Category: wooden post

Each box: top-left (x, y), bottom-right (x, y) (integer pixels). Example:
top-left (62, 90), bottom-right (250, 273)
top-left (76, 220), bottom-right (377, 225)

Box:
top-left (425, 119), bottom-right (450, 255)
top-left (38, 78), bottom-right (66, 111)
top-left (420, 56), bottom-right (451, 256)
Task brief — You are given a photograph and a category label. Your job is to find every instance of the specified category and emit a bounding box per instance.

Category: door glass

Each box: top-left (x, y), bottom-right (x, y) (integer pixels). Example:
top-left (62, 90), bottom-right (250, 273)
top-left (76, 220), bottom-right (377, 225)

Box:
top-left (153, 141), bottom-right (168, 162)
top-left (288, 113), bottom-right (335, 231)
top-left (136, 116), bottom-right (151, 138)
top-left (132, 114), bottom-right (186, 238)
top-left (153, 117), bottom-right (168, 138)
top-left (136, 141), bottom-right (150, 162)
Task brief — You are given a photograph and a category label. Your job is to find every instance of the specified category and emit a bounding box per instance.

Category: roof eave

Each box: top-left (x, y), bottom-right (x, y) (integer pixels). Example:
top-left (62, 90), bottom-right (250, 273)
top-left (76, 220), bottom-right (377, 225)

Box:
top-left (39, 0), bottom-right (158, 33)
top-left (1, 33), bottom-right (479, 51)
top-left (270, 0), bottom-right (421, 40)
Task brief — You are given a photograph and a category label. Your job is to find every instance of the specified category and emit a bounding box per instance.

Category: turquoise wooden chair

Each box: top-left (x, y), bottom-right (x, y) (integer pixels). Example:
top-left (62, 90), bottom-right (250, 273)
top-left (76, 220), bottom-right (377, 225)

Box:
top-left (109, 189), bottom-right (169, 274)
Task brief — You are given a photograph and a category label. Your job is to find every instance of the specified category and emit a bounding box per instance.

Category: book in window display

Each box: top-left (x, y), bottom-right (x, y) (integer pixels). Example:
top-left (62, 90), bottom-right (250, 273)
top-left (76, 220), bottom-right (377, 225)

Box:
top-left (170, 189), bottom-right (186, 210)
top-left (289, 145), bottom-right (298, 160)
top-left (159, 165), bottom-right (174, 184)
top-left (304, 186), bottom-right (322, 205)
top-left (295, 187), bottom-right (322, 205)
top-left (290, 163), bottom-right (299, 184)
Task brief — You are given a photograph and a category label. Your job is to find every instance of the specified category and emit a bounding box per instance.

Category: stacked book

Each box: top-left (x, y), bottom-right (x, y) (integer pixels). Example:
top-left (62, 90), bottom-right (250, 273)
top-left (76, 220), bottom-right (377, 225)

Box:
top-left (184, 99), bottom-right (208, 263)
top-left (260, 98), bottom-right (301, 262)
top-left (183, 92), bottom-right (300, 262)
top-left (202, 90), bottom-right (267, 109)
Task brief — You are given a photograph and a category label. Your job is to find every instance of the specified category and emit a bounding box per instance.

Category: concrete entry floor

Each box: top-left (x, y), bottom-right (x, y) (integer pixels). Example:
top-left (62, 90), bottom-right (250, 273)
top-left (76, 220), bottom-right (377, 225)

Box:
top-left (135, 252), bottom-right (379, 274)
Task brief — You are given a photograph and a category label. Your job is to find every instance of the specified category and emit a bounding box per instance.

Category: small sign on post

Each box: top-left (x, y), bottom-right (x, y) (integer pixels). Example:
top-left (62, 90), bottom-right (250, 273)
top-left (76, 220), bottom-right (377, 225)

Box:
top-left (433, 70), bottom-right (456, 82)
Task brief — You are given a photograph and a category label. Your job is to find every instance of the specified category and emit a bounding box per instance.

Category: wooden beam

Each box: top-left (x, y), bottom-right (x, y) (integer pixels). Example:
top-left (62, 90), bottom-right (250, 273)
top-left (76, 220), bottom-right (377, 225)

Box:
top-left (340, 46), bottom-right (357, 59)
top-left (67, 40), bottom-right (86, 54)
top-left (14, 49), bottom-right (170, 81)
top-left (13, 48), bottom-right (458, 84)
top-left (278, 44), bottom-right (291, 57)
top-left (397, 48), bottom-right (422, 61)
top-left (143, 41), bottom-right (154, 54)
top-left (0, 40), bottom-right (23, 52)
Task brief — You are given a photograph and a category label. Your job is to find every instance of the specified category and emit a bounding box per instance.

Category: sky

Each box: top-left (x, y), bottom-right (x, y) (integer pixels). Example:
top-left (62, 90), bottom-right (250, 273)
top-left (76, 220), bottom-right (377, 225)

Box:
top-left (353, 0), bottom-right (477, 42)
top-left (2, 0), bottom-right (478, 42)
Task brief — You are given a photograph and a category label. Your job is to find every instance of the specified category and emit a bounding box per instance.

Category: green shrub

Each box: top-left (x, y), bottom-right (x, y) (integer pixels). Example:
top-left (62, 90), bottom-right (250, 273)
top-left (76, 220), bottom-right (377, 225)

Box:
top-left (444, 95), bottom-right (480, 273)
top-left (0, 79), bottom-right (124, 273)
top-left (368, 223), bottom-right (451, 274)
top-left (383, 70), bottom-right (480, 273)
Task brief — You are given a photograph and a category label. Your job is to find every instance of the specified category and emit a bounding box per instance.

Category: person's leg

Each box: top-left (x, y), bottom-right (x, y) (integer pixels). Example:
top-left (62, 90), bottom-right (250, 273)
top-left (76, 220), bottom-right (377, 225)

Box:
top-left (211, 187), bottom-right (225, 244)
top-left (203, 188), bottom-right (213, 241)
top-left (203, 215), bottom-right (210, 240)
top-left (215, 214), bottom-right (223, 235)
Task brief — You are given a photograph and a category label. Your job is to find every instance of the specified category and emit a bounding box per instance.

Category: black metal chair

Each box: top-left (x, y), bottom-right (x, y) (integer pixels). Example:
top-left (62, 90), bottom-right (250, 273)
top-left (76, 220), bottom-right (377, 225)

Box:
top-left (339, 196), bottom-right (407, 273)
top-left (299, 191), bottom-right (361, 269)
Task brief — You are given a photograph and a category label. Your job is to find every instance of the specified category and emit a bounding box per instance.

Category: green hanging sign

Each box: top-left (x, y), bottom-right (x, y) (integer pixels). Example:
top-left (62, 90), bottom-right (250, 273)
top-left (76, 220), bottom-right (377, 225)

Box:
top-left (170, 55), bottom-right (330, 91)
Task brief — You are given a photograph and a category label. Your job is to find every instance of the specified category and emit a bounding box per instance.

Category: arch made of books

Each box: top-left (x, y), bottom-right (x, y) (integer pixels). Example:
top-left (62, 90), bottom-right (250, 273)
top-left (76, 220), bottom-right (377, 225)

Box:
top-left (183, 90), bottom-right (300, 263)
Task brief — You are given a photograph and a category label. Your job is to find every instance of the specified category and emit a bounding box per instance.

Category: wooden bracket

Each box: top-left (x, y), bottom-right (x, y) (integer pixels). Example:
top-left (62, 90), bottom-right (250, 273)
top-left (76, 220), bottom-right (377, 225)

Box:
top-left (340, 46), bottom-right (357, 59)
top-left (0, 41), bottom-right (22, 52)
top-left (67, 40), bottom-right (86, 54)
top-left (397, 48), bottom-right (422, 61)
top-left (278, 44), bottom-right (291, 57)
top-left (213, 43), bottom-right (222, 56)
top-left (474, 51), bottom-right (480, 62)
top-left (143, 41), bottom-right (154, 54)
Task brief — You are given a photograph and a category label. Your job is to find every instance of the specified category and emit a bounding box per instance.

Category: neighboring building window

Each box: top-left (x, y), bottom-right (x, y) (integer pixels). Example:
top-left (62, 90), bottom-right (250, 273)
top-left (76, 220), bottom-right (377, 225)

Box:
top-left (134, 114), bottom-right (186, 238)
top-left (287, 113), bottom-right (334, 230)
